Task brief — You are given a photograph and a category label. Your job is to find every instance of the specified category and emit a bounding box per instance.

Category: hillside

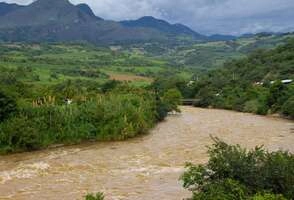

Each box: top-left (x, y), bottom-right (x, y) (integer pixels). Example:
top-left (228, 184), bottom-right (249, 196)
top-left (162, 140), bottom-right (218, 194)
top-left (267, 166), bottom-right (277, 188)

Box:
top-left (206, 38), bottom-right (294, 84)
top-left (122, 33), bottom-right (294, 70)
top-left (188, 38), bottom-right (294, 117)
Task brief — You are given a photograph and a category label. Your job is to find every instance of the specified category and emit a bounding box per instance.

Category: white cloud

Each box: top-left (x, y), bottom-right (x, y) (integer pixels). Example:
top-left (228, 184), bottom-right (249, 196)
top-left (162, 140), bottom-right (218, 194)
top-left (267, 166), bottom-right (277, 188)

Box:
top-left (2, 0), bottom-right (294, 35)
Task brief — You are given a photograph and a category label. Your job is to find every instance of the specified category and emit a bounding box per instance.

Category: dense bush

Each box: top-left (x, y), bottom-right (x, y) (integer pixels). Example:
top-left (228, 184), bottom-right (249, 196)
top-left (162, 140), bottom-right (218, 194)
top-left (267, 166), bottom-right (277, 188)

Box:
top-left (181, 138), bottom-right (294, 200)
top-left (0, 88), bottom-right (171, 153)
top-left (0, 78), bottom-right (182, 153)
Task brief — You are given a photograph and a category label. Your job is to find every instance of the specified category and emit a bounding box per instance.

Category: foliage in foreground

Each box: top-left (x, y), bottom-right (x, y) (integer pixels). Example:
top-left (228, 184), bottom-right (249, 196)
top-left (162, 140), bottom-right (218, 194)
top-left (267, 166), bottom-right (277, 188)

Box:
top-left (181, 138), bottom-right (294, 200)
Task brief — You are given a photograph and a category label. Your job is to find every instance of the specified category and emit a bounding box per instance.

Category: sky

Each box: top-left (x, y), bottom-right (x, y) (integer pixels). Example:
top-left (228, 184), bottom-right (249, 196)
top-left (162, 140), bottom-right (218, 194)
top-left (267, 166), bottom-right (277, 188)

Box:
top-left (3, 0), bottom-right (294, 35)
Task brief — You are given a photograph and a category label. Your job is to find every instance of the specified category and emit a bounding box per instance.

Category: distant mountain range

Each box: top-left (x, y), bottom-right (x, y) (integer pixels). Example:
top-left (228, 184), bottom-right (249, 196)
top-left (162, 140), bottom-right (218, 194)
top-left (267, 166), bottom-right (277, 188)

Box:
top-left (0, 0), bottom-right (287, 44)
top-left (120, 16), bottom-right (207, 40)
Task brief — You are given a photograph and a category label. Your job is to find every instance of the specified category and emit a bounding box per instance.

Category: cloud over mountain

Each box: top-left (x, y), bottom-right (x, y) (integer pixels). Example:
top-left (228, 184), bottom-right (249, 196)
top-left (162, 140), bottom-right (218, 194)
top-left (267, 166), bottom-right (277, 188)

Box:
top-left (3, 0), bottom-right (294, 35)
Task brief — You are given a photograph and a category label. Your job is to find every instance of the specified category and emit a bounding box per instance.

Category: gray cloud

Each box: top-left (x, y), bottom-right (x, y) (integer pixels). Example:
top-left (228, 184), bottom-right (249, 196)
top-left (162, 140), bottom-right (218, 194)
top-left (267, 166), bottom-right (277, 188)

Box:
top-left (3, 0), bottom-right (294, 35)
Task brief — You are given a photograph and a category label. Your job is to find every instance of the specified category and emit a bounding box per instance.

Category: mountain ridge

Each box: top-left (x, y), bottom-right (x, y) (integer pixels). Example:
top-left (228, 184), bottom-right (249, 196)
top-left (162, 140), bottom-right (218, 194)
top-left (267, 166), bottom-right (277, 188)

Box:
top-left (0, 2), bottom-right (23, 16)
top-left (0, 0), bottom-right (263, 44)
top-left (120, 16), bottom-right (206, 40)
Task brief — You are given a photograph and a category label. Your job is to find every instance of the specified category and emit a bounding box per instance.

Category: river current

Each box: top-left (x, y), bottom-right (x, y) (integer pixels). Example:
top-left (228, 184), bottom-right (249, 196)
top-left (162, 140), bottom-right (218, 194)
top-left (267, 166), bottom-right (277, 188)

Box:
top-left (0, 107), bottom-right (293, 200)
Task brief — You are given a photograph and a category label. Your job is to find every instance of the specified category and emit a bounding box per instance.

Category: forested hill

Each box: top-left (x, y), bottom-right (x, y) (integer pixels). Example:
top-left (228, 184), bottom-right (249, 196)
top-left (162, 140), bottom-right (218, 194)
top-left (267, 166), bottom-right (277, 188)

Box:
top-left (214, 38), bottom-right (294, 84)
top-left (172, 38), bottom-right (294, 117)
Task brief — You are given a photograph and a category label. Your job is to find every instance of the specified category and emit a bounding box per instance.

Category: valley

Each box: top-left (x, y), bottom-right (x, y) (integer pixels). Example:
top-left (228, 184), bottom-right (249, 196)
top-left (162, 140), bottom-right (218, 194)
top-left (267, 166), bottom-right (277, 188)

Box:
top-left (0, 0), bottom-right (293, 199)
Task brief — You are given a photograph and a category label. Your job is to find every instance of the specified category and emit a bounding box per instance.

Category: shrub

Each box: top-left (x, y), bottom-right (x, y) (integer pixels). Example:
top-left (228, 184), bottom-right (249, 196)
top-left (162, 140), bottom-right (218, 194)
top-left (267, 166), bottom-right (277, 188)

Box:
top-left (252, 193), bottom-right (287, 200)
top-left (0, 116), bottom-right (41, 152)
top-left (0, 91), bottom-right (17, 122)
top-left (282, 96), bottom-right (294, 118)
top-left (244, 100), bottom-right (260, 113)
top-left (162, 88), bottom-right (182, 112)
top-left (155, 100), bottom-right (169, 121)
top-left (181, 138), bottom-right (294, 199)
top-left (85, 192), bottom-right (104, 200)
top-left (191, 179), bottom-right (248, 200)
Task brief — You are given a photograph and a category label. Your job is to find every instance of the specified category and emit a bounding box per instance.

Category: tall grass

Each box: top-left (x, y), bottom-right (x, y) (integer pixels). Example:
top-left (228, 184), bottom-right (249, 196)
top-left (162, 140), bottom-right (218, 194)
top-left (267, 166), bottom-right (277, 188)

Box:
top-left (0, 93), bottom-right (157, 153)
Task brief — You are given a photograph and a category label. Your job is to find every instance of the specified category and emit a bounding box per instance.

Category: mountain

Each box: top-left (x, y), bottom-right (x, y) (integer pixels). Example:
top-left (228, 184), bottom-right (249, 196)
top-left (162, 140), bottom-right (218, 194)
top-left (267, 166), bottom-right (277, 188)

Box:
top-left (120, 16), bottom-right (206, 40)
top-left (76, 3), bottom-right (103, 21)
top-left (0, 0), bottom-right (169, 43)
top-left (0, 0), bottom-right (98, 28)
top-left (0, 2), bottom-right (23, 16)
top-left (0, 0), bottom-right (227, 44)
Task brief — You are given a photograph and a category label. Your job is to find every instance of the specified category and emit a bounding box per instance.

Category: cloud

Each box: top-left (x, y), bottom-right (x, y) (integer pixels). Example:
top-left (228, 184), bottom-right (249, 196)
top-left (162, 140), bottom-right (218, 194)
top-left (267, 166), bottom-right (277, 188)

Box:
top-left (3, 0), bottom-right (294, 35)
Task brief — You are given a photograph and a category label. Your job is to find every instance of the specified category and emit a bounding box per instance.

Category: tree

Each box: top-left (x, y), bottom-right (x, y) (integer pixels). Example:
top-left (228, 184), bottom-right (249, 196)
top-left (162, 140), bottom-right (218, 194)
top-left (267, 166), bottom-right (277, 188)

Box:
top-left (282, 96), bottom-right (294, 118)
top-left (162, 88), bottom-right (182, 112)
top-left (0, 91), bottom-right (17, 122)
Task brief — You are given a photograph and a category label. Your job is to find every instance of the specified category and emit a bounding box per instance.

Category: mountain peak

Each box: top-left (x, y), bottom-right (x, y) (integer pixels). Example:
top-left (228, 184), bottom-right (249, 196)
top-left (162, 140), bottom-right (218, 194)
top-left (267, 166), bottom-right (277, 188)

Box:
top-left (120, 16), bottom-right (206, 39)
top-left (137, 16), bottom-right (169, 25)
top-left (0, 0), bottom-right (100, 28)
top-left (139, 16), bottom-right (157, 20)
top-left (33, 0), bottom-right (69, 3)
top-left (30, 0), bottom-right (73, 10)
top-left (0, 2), bottom-right (23, 16)
top-left (76, 3), bottom-right (103, 20)
top-left (32, 0), bottom-right (70, 6)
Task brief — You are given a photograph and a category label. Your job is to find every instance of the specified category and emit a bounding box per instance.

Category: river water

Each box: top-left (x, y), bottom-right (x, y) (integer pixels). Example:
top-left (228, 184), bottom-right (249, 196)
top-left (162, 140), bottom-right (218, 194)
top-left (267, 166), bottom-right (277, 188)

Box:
top-left (0, 107), bottom-right (293, 200)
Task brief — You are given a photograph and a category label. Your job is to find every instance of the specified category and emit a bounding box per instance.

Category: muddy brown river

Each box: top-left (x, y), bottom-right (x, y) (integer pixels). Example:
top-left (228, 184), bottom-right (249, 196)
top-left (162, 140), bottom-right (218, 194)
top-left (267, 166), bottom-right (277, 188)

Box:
top-left (0, 107), bottom-right (293, 200)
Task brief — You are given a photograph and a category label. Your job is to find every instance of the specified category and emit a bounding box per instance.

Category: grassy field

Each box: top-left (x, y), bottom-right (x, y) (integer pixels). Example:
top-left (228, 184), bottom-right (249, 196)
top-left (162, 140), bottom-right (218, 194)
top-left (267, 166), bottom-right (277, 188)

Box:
top-left (0, 33), bottom-right (293, 87)
top-left (0, 43), bottom-right (173, 86)
top-left (123, 33), bottom-right (294, 70)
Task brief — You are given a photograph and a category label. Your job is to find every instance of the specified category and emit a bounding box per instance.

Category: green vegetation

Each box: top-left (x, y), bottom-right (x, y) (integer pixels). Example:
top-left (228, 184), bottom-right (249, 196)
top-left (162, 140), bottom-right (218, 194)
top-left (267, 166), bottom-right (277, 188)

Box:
top-left (85, 192), bottom-right (104, 200)
top-left (134, 33), bottom-right (294, 70)
top-left (155, 38), bottom-right (294, 118)
top-left (181, 138), bottom-right (294, 200)
top-left (0, 69), bottom-right (182, 154)
top-left (282, 96), bottom-right (294, 118)
top-left (162, 88), bottom-right (182, 113)
top-left (0, 42), bottom-right (190, 154)
top-left (0, 90), bottom-right (154, 153)
top-left (0, 91), bottom-right (17, 122)
top-left (191, 39), bottom-right (294, 117)
top-left (0, 34), bottom-right (293, 154)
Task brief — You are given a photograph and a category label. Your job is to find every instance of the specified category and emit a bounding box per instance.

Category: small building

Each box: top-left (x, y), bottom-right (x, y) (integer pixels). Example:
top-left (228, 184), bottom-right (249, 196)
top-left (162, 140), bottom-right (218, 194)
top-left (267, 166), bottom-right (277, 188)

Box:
top-left (281, 79), bottom-right (293, 84)
top-left (187, 81), bottom-right (195, 87)
top-left (65, 99), bottom-right (73, 105)
top-left (254, 82), bottom-right (263, 86)
top-left (270, 79), bottom-right (293, 85)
